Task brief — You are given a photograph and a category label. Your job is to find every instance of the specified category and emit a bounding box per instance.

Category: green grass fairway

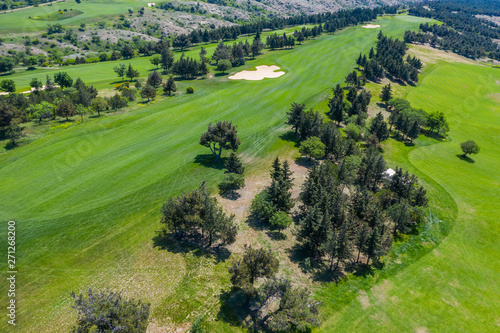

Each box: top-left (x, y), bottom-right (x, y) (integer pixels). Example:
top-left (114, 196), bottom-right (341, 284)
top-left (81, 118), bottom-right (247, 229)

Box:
top-left (31, 9), bottom-right (84, 21)
top-left (320, 63), bottom-right (500, 331)
top-left (0, 0), bottom-right (147, 34)
top-left (8, 14), bottom-right (497, 332)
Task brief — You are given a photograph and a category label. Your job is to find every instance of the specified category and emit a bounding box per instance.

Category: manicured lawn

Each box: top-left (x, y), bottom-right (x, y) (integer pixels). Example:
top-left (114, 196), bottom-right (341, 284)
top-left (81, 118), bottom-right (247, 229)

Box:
top-left (0, 0), bottom-right (144, 34)
top-left (320, 63), bottom-right (500, 332)
top-left (0, 15), bottom-right (472, 333)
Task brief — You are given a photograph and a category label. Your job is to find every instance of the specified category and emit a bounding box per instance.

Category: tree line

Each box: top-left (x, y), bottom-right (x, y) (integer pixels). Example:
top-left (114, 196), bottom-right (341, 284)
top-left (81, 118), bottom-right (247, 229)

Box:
top-left (407, 1), bottom-right (500, 61)
top-left (356, 31), bottom-right (420, 83)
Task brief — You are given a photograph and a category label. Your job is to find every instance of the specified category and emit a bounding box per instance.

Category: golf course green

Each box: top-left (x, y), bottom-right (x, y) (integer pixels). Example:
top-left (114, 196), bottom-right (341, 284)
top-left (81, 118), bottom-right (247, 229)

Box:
top-left (1, 12), bottom-right (498, 332)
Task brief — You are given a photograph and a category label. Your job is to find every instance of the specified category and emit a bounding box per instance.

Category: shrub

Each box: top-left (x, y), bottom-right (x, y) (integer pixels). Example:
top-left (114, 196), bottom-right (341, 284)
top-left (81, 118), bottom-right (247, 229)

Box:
top-left (299, 136), bottom-right (325, 160)
top-left (269, 211), bottom-right (293, 231)
top-left (186, 86), bottom-right (195, 94)
top-left (219, 173), bottom-right (245, 195)
top-left (251, 190), bottom-right (276, 222)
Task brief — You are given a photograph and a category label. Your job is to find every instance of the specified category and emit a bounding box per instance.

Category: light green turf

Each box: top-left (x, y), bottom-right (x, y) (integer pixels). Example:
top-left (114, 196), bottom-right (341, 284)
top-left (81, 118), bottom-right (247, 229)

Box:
top-left (0, 0), bottom-right (147, 34)
top-left (320, 63), bottom-right (500, 331)
top-left (0, 15), bottom-right (472, 332)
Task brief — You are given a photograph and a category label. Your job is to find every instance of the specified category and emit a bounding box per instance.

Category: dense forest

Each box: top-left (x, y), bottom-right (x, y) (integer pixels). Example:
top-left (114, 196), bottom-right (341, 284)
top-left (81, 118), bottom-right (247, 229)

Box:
top-left (407, 0), bottom-right (500, 60)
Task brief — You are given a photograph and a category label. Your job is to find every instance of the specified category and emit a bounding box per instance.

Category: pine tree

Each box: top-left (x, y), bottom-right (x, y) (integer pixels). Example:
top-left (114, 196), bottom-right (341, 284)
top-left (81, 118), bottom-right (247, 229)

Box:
top-left (147, 70), bottom-right (162, 88)
top-left (408, 121), bottom-right (420, 143)
top-left (225, 153), bottom-right (244, 174)
top-left (380, 84), bottom-right (392, 106)
top-left (286, 102), bottom-right (306, 136)
top-left (126, 64), bottom-right (139, 81)
top-left (162, 76), bottom-right (176, 96)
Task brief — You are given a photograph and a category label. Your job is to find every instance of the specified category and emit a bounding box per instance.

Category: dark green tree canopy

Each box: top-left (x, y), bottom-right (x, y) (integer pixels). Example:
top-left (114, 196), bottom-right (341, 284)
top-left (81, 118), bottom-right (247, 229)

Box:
top-left (199, 121), bottom-right (241, 161)
top-left (460, 140), bottom-right (480, 156)
top-left (71, 288), bottom-right (150, 333)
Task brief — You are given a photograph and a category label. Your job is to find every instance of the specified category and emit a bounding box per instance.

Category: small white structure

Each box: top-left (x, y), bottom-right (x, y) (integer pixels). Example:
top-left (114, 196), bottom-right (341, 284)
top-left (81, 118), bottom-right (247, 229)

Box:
top-left (383, 168), bottom-right (396, 178)
top-left (147, 3), bottom-right (155, 7)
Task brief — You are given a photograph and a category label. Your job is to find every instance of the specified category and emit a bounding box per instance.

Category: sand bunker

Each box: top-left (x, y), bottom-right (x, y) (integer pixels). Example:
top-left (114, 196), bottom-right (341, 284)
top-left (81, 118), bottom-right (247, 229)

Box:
top-left (228, 65), bottom-right (285, 81)
top-left (362, 24), bottom-right (381, 29)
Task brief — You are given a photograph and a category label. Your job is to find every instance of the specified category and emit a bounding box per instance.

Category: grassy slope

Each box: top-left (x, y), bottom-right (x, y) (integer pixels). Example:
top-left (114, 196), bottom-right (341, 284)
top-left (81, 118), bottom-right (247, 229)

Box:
top-left (320, 63), bottom-right (500, 331)
top-left (0, 15), bottom-right (432, 332)
top-left (0, 0), bottom-right (144, 34)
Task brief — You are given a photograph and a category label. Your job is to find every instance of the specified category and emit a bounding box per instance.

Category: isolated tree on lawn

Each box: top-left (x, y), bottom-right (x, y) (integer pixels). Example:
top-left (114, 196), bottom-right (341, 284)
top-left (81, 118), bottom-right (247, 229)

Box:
top-left (147, 70), bottom-right (162, 88)
top-left (126, 64), bottom-right (140, 81)
top-left (113, 63), bottom-right (126, 81)
top-left (199, 121), bottom-right (241, 162)
top-left (71, 288), bottom-right (150, 333)
top-left (162, 76), bottom-right (176, 96)
top-left (140, 84), bottom-right (156, 102)
top-left (380, 84), bottom-right (392, 106)
top-left (54, 72), bottom-right (73, 88)
top-left (228, 246), bottom-right (279, 292)
top-left (460, 140), bottom-right (480, 157)
top-left (150, 54), bottom-right (161, 69)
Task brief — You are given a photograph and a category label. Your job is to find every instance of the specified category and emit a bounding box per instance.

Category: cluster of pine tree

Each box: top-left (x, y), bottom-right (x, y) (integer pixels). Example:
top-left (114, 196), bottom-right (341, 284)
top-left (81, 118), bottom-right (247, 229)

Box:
top-left (212, 40), bottom-right (251, 67)
top-left (180, 6), bottom-right (397, 46)
top-left (266, 33), bottom-right (296, 50)
top-left (356, 31), bottom-right (420, 83)
top-left (170, 53), bottom-right (207, 78)
top-left (251, 158), bottom-right (294, 231)
top-left (297, 148), bottom-right (428, 272)
top-left (292, 25), bottom-right (323, 43)
top-left (407, 0), bottom-right (500, 60)
top-left (404, 23), bottom-right (500, 60)
top-left (159, 182), bottom-right (238, 248)
top-left (329, 84), bottom-right (372, 127)
top-left (287, 102), bottom-right (364, 163)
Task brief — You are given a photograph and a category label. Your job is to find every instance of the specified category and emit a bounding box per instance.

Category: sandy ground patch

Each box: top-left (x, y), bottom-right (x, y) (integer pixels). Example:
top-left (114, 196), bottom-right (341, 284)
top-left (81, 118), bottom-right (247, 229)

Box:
top-left (407, 44), bottom-right (476, 65)
top-left (228, 65), bottom-right (285, 81)
top-left (219, 159), bottom-right (312, 285)
top-left (362, 24), bottom-right (381, 29)
top-left (357, 290), bottom-right (371, 310)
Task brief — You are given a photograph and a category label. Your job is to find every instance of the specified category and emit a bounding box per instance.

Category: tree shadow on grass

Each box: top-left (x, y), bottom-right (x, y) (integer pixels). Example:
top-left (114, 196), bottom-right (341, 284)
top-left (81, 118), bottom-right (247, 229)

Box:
top-left (217, 290), bottom-right (251, 329)
top-left (194, 154), bottom-right (227, 170)
top-left (152, 231), bottom-right (231, 263)
top-left (245, 213), bottom-right (267, 232)
top-left (294, 156), bottom-right (316, 169)
top-left (266, 230), bottom-right (286, 241)
top-left (279, 130), bottom-right (300, 148)
top-left (456, 154), bottom-right (475, 163)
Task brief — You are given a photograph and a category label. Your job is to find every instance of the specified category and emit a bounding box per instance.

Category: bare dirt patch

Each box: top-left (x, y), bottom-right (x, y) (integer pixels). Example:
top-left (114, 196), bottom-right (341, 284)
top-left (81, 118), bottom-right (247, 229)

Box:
top-left (219, 159), bottom-right (311, 285)
top-left (228, 65), bottom-right (285, 81)
top-left (357, 290), bottom-right (371, 310)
